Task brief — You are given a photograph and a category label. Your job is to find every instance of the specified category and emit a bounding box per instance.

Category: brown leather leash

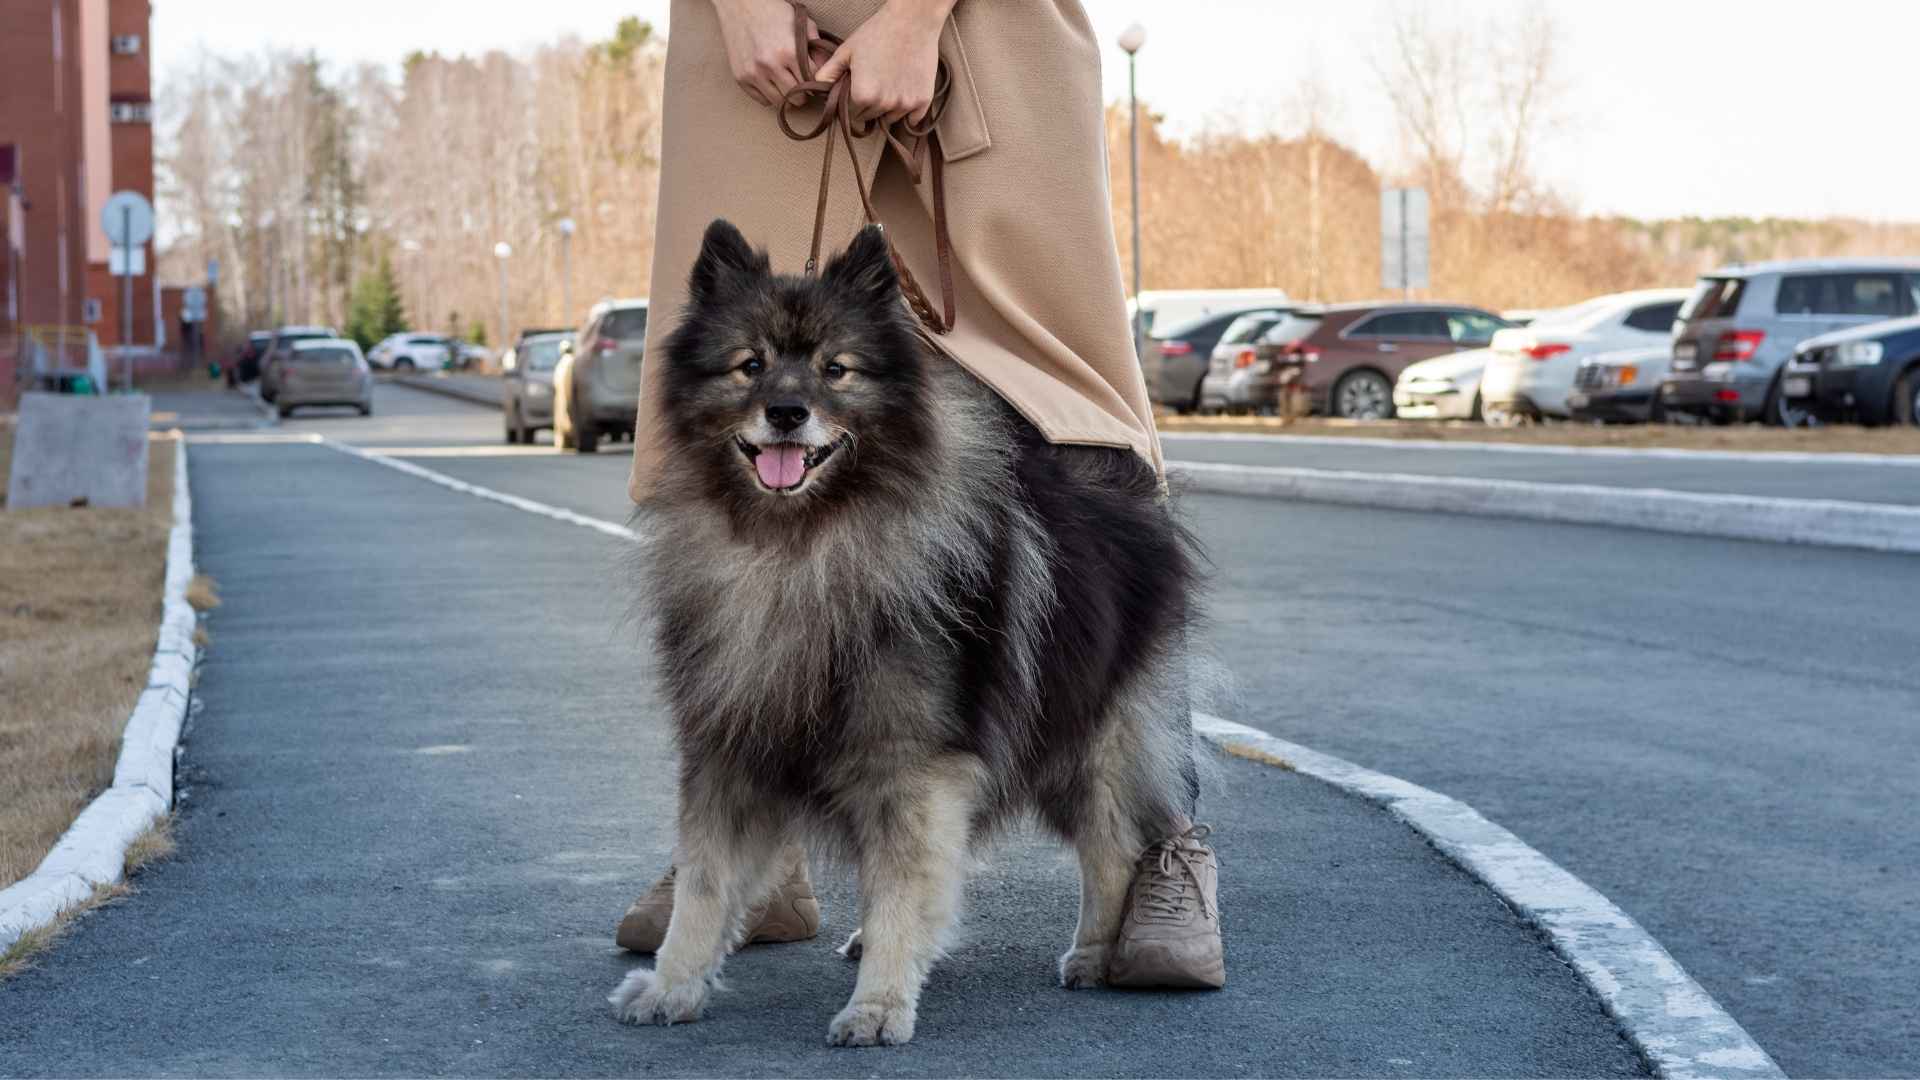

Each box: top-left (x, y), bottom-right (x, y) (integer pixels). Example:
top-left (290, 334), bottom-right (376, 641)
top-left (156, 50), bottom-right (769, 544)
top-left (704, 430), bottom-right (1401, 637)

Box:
top-left (777, 2), bottom-right (955, 333)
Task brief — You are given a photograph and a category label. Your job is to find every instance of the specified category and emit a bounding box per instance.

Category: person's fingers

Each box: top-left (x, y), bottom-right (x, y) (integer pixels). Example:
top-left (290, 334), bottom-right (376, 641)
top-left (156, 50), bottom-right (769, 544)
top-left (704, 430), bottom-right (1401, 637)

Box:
top-left (813, 42), bottom-right (852, 85)
top-left (741, 77), bottom-right (774, 108)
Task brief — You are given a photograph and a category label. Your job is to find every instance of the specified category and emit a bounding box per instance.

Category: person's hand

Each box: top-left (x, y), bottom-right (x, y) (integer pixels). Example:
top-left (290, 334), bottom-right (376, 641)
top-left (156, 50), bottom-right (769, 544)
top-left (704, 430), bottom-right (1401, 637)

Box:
top-left (712, 0), bottom-right (818, 108)
top-left (813, 0), bottom-right (956, 127)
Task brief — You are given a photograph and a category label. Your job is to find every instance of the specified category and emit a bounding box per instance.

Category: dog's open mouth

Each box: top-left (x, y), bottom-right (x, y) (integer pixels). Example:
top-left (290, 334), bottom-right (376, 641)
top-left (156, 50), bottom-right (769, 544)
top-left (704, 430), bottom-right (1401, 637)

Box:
top-left (735, 435), bottom-right (849, 492)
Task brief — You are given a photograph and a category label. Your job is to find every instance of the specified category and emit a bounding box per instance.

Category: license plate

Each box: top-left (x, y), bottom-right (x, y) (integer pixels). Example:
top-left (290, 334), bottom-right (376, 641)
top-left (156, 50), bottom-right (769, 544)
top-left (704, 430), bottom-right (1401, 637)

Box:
top-left (1783, 376), bottom-right (1812, 398)
top-left (1567, 392), bottom-right (1589, 409)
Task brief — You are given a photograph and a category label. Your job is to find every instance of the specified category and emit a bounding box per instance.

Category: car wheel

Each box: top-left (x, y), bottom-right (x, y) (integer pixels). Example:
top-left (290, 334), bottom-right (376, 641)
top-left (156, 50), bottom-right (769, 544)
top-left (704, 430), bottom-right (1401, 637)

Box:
top-left (1894, 368), bottom-right (1920, 428)
top-left (397, 358), bottom-right (416, 371)
top-left (1764, 373), bottom-right (1814, 428)
top-left (505, 405), bottom-right (521, 444)
top-left (1332, 370), bottom-right (1394, 420)
top-left (358, 403), bottom-right (372, 417)
top-left (277, 403), bottom-right (294, 419)
top-left (577, 422), bottom-right (600, 454)
top-left (1648, 393), bottom-right (1667, 424)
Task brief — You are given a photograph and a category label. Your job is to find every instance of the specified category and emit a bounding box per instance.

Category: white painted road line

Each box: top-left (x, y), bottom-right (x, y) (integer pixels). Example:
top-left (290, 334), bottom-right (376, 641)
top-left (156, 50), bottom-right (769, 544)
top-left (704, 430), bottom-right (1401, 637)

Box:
top-left (1164, 430), bottom-right (1920, 467)
top-left (1192, 713), bottom-right (1783, 1080)
top-left (0, 437), bottom-right (198, 951)
top-left (1169, 459), bottom-right (1920, 555)
top-left (319, 435), bottom-right (1780, 1078)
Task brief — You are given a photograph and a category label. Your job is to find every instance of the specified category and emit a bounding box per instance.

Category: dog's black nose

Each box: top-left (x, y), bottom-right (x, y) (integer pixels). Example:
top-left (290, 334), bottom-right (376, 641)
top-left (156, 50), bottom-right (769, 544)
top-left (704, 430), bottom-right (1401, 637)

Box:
top-left (765, 402), bottom-right (809, 432)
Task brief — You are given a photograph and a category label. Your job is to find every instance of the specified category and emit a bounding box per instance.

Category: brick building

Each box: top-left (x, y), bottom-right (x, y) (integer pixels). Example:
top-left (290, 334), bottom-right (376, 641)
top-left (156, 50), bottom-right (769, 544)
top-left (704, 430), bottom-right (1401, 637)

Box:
top-left (1, 0), bottom-right (157, 401)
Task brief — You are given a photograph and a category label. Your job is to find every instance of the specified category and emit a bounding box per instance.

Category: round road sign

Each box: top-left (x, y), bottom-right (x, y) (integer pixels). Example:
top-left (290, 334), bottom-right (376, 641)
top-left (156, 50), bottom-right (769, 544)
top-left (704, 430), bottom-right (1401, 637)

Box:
top-left (102, 190), bottom-right (155, 247)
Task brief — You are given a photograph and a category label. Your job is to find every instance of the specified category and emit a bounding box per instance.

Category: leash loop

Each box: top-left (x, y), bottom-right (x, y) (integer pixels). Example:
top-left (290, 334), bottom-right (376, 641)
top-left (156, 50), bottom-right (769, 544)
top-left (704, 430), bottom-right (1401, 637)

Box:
top-left (777, 2), bottom-right (955, 333)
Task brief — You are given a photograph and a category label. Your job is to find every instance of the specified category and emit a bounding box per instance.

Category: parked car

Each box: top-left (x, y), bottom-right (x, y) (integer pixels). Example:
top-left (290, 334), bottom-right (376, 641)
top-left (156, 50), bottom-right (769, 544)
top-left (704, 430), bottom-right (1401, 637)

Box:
top-left (367, 332), bottom-right (455, 372)
top-left (501, 331), bottom-right (570, 444)
top-left (1390, 308), bottom-right (1571, 421)
top-left (273, 338), bottom-right (372, 418)
top-left (1147, 307), bottom-right (1290, 413)
top-left (1393, 348), bottom-right (1496, 420)
top-left (1658, 259), bottom-right (1920, 425)
top-left (258, 325), bottom-right (340, 402)
top-left (1198, 309), bottom-right (1321, 414)
top-left (1566, 346), bottom-right (1674, 423)
top-left (1127, 289), bottom-right (1290, 354)
top-left (553, 298), bottom-right (647, 453)
top-left (452, 341), bottom-right (492, 370)
top-left (1779, 314), bottom-right (1920, 427)
top-left (1242, 302), bottom-right (1511, 419)
top-left (1477, 289), bottom-right (1688, 424)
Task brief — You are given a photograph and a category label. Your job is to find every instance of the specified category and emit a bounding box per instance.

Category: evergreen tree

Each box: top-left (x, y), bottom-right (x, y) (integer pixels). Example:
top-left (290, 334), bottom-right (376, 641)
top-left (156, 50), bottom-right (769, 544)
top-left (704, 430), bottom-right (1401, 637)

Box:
top-left (344, 254), bottom-right (408, 350)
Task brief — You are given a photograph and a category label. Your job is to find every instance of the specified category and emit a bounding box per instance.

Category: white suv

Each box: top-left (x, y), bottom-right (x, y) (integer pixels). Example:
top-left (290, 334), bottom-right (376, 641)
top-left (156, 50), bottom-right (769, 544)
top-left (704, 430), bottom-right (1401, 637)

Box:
top-left (368, 333), bottom-right (454, 372)
top-left (1479, 288), bottom-right (1689, 423)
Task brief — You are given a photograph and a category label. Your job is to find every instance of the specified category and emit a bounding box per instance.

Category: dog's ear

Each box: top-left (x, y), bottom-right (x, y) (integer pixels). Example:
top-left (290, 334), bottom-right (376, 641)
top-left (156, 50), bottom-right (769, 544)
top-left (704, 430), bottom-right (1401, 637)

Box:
top-left (688, 219), bottom-right (769, 304)
top-left (822, 224), bottom-right (900, 311)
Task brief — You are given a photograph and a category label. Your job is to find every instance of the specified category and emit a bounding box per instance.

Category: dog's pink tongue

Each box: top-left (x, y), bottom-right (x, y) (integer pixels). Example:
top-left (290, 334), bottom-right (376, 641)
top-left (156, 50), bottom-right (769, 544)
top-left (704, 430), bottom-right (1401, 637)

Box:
top-left (755, 445), bottom-right (807, 489)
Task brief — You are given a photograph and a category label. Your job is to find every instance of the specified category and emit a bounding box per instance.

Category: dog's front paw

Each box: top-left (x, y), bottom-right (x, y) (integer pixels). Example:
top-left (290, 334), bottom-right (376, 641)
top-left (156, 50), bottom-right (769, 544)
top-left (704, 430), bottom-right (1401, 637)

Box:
top-left (609, 967), bottom-right (709, 1026)
top-left (1058, 944), bottom-right (1109, 989)
top-left (835, 928), bottom-right (863, 961)
top-left (827, 996), bottom-right (916, 1046)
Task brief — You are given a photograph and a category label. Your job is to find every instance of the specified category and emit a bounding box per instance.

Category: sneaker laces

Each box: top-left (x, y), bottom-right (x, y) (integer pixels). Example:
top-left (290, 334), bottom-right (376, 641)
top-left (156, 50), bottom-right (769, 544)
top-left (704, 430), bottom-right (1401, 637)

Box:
top-left (1132, 824), bottom-right (1217, 922)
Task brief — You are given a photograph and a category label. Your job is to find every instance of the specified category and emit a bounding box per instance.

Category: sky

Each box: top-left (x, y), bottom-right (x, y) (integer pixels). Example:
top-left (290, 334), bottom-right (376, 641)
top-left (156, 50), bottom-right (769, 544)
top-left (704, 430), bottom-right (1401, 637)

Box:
top-left (152, 0), bottom-right (1920, 222)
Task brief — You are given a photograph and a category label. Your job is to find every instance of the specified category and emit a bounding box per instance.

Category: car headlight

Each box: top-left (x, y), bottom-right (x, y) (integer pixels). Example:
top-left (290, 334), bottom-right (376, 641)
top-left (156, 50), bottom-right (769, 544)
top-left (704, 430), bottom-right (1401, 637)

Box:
top-left (1836, 341), bottom-right (1883, 366)
top-left (525, 381), bottom-right (552, 397)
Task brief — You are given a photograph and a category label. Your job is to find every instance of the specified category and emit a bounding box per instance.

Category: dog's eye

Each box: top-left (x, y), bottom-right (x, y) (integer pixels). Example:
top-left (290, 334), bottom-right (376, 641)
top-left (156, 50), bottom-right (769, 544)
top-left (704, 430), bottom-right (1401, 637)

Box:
top-left (740, 355), bottom-right (764, 377)
top-left (824, 361), bottom-right (848, 380)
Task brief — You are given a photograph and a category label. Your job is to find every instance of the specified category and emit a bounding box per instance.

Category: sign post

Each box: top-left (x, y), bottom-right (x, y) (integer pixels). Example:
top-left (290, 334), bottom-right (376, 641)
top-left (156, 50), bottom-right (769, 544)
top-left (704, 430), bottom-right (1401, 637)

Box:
top-left (102, 190), bottom-right (154, 391)
top-left (1380, 187), bottom-right (1430, 299)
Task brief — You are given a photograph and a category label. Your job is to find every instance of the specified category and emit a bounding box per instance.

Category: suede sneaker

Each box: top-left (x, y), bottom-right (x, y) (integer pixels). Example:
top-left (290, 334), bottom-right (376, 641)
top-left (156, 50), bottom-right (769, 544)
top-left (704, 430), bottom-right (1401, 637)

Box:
top-left (1106, 824), bottom-right (1225, 989)
top-left (614, 850), bottom-right (821, 953)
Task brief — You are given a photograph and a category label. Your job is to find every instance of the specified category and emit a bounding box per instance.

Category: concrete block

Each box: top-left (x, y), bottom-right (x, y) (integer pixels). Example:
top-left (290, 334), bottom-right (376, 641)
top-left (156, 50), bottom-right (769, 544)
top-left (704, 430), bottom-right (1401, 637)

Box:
top-left (5, 392), bottom-right (151, 509)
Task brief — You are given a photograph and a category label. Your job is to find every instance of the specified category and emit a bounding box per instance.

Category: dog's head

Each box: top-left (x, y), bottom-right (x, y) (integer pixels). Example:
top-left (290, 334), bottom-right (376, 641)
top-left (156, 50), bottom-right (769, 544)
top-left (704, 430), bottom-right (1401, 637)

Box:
top-left (658, 220), bottom-right (936, 518)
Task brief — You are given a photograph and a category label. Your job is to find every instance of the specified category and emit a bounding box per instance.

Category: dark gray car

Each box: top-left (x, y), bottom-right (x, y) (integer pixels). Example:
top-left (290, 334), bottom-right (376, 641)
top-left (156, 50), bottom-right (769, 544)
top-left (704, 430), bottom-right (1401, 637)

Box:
top-left (502, 332), bottom-right (568, 444)
top-left (1659, 258), bottom-right (1920, 425)
top-left (554, 299), bottom-right (646, 453)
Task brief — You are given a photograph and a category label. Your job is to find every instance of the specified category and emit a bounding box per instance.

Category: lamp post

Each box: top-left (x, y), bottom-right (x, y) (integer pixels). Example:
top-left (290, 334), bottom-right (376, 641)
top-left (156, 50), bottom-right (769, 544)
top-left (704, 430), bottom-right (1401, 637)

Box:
top-left (1118, 22), bottom-right (1147, 356)
top-left (556, 217), bottom-right (576, 327)
top-left (493, 241), bottom-right (512, 353)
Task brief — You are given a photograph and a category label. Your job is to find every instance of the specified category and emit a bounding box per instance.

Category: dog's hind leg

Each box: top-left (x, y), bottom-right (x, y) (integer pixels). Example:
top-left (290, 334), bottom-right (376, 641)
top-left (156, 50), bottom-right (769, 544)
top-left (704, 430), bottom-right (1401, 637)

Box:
top-left (827, 755), bottom-right (981, 1047)
top-left (610, 769), bottom-right (784, 1027)
top-left (1058, 678), bottom-right (1194, 988)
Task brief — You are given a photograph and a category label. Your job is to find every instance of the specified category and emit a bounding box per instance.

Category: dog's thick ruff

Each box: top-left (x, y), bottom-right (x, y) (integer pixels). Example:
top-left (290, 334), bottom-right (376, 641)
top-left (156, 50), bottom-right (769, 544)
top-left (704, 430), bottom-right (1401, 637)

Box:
top-left (628, 0), bottom-right (1162, 504)
top-left (614, 222), bottom-right (1202, 1045)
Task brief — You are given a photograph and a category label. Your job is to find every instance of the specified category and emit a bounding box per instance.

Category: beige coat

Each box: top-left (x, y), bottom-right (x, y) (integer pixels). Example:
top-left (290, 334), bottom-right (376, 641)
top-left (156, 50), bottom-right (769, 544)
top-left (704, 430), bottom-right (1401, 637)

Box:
top-left (629, 0), bottom-right (1161, 503)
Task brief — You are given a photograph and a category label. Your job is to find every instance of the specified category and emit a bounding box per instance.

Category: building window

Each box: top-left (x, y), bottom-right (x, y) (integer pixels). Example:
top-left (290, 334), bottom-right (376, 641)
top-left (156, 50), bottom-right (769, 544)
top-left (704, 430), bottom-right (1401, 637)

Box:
top-left (110, 101), bottom-right (154, 124)
top-left (112, 34), bottom-right (142, 56)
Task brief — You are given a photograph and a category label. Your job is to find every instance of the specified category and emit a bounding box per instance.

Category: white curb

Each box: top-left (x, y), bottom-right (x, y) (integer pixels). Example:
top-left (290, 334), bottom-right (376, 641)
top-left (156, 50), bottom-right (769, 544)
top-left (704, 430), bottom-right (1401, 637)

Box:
top-left (1169, 459), bottom-right (1920, 555)
top-left (317, 438), bottom-right (1783, 1077)
top-left (1192, 713), bottom-right (1784, 1080)
top-left (0, 437), bottom-right (196, 952)
top-left (1162, 430), bottom-right (1920, 468)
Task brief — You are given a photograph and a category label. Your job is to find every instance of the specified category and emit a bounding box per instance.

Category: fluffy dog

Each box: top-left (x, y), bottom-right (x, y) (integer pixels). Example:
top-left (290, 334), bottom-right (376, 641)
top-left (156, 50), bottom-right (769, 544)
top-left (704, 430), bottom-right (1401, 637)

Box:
top-left (610, 220), bottom-right (1200, 1046)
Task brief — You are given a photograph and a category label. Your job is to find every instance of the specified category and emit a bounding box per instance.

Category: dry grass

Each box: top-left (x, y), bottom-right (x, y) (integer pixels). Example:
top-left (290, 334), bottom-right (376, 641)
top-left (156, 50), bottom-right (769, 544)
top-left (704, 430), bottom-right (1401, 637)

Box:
top-left (1221, 742), bottom-right (1297, 771)
top-left (0, 428), bottom-right (177, 890)
top-left (1158, 414), bottom-right (1920, 455)
top-left (122, 813), bottom-right (177, 874)
top-left (185, 575), bottom-right (220, 611)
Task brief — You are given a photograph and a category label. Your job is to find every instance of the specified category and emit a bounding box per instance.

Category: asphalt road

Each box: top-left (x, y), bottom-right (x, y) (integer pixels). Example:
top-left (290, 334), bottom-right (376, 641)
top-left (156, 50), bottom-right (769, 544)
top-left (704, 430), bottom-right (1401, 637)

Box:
top-left (338, 381), bottom-right (1920, 1076)
top-left (0, 384), bottom-right (1645, 1077)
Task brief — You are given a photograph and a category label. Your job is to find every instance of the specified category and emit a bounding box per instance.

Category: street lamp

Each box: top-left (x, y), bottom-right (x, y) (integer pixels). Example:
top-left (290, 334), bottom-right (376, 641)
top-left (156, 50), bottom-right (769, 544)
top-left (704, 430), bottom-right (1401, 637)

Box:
top-left (1118, 22), bottom-right (1147, 356)
top-left (494, 241), bottom-right (512, 355)
top-left (556, 217), bottom-right (576, 327)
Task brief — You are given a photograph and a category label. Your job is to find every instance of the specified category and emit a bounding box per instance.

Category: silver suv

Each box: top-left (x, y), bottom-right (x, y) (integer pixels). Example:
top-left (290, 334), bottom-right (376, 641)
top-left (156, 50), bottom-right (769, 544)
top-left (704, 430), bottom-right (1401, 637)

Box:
top-left (1659, 259), bottom-right (1920, 424)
